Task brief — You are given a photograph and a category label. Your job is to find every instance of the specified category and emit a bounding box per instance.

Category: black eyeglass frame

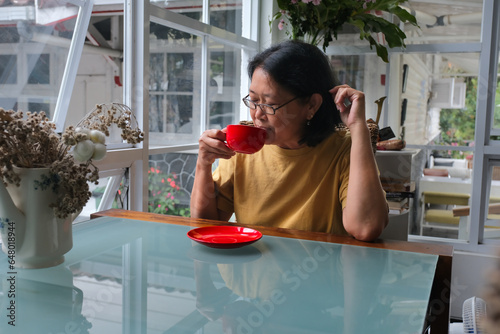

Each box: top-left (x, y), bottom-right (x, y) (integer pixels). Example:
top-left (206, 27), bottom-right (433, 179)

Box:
top-left (242, 94), bottom-right (299, 115)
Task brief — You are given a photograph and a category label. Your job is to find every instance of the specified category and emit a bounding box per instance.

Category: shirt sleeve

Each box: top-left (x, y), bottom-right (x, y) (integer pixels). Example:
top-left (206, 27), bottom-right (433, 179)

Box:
top-left (338, 151), bottom-right (350, 210)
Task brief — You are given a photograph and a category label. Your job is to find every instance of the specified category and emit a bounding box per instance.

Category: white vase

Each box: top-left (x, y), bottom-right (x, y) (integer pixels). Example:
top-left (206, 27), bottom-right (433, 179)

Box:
top-left (0, 167), bottom-right (74, 269)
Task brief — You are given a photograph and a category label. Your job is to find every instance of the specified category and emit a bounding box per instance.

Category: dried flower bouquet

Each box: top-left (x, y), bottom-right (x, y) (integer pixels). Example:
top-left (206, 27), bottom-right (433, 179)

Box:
top-left (0, 103), bottom-right (144, 219)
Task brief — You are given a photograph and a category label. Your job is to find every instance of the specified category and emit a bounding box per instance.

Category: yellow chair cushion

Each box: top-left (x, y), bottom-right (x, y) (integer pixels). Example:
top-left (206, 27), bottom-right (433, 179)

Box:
top-left (486, 214), bottom-right (500, 229)
top-left (423, 192), bottom-right (470, 206)
top-left (425, 209), bottom-right (460, 225)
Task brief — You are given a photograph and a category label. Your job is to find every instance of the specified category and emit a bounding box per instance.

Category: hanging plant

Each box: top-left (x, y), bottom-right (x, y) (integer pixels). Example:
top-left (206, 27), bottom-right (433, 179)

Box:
top-left (271, 0), bottom-right (418, 62)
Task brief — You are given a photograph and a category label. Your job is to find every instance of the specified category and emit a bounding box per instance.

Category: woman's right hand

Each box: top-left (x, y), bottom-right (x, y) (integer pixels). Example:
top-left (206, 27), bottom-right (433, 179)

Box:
top-left (197, 128), bottom-right (236, 166)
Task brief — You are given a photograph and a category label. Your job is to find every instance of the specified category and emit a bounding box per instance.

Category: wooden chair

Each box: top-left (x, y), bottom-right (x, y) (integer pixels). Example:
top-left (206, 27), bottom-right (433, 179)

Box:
top-left (423, 168), bottom-right (449, 177)
top-left (453, 203), bottom-right (500, 239)
top-left (420, 191), bottom-right (470, 236)
top-left (420, 191), bottom-right (500, 239)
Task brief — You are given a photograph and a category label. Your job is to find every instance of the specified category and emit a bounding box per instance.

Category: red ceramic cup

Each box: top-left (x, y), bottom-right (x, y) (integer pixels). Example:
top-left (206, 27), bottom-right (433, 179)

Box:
top-left (225, 124), bottom-right (267, 154)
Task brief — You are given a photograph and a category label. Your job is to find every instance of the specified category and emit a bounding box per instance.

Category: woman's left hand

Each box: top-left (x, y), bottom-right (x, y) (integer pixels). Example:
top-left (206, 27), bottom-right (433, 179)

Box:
top-left (329, 85), bottom-right (367, 131)
top-left (331, 85), bottom-right (388, 241)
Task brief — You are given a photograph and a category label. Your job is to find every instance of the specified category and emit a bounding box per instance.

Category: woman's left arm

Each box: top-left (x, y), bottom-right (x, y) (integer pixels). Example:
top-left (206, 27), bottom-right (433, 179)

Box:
top-left (330, 85), bottom-right (389, 241)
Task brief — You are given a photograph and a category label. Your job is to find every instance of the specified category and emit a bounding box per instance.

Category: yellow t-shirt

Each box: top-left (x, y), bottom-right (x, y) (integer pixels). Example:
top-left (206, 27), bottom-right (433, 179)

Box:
top-left (213, 131), bottom-right (351, 235)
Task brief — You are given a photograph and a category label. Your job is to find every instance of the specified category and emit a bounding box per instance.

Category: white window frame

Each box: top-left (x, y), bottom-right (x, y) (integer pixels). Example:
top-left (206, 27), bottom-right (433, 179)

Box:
top-left (120, 1), bottom-right (259, 212)
top-left (403, 0), bottom-right (499, 253)
top-left (52, 0), bottom-right (95, 131)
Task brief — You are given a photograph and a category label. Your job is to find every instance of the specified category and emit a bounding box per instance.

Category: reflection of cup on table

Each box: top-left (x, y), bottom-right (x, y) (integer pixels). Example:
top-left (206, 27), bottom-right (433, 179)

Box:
top-left (225, 124), bottom-right (267, 154)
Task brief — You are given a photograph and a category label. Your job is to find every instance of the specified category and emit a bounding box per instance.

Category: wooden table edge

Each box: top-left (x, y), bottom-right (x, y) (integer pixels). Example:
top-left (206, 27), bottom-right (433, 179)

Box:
top-left (90, 209), bottom-right (453, 257)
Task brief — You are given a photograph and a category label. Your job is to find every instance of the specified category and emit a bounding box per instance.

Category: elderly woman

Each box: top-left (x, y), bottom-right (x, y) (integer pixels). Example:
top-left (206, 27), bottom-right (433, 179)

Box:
top-left (190, 40), bottom-right (388, 241)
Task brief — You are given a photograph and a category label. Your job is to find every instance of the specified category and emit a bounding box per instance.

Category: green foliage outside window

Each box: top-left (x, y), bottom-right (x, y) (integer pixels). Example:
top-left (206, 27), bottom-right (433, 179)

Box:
top-left (439, 77), bottom-right (476, 159)
top-left (148, 167), bottom-right (191, 217)
top-left (439, 77), bottom-right (500, 159)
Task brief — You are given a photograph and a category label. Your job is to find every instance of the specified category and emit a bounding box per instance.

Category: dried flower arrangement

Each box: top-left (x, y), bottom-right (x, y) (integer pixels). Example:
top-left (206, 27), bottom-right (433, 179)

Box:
top-left (0, 103), bottom-right (144, 219)
top-left (271, 0), bottom-right (418, 62)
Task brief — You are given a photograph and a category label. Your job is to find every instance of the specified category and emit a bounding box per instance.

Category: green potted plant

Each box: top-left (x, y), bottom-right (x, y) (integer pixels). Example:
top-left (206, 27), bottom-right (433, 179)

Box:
top-left (271, 0), bottom-right (418, 62)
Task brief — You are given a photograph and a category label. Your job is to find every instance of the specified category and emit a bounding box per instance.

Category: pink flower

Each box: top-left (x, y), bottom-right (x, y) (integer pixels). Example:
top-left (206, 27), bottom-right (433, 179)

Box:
top-left (312, 0), bottom-right (321, 5)
top-left (302, 0), bottom-right (312, 3)
top-left (291, 0), bottom-right (298, 3)
top-left (158, 204), bottom-right (161, 208)
top-left (170, 181), bottom-right (176, 187)
top-left (278, 19), bottom-right (285, 30)
top-left (171, 196), bottom-right (175, 200)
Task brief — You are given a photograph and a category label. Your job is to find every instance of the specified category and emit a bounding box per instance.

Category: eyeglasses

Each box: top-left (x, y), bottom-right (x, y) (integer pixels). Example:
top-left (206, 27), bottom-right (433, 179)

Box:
top-left (242, 94), bottom-right (299, 115)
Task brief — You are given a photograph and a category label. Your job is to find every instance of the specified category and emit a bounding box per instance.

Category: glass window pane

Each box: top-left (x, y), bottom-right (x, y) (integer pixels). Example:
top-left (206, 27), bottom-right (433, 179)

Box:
top-left (149, 94), bottom-right (193, 133)
top-left (148, 153), bottom-right (196, 217)
top-left (0, 27), bottom-right (20, 43)
top-left (209, 101), bottom-right (234, 129)
top-left (151, 0), bottom-right (203, 21)
top-left (485, 166), bottom-right (500, 240)
top-left (150, 0), bottom-right (243, 35)
top-left (149, 23), bottom-right (199, 146)
top-left (0, 2), bottom-right (79, 120)
top-left (76, 174), bottom-right (129, 223)
top-left (28, 101), bottom-right (51, 117)
top-left (402, 53), bottom-right (478, 146)
top-left (416, 149), bottom-right (474, 240)
top-left (493, 54), bottom-right (500, 128)
top-left (0, 55), bottom-right (17, 84)
top-left (209, 0), bottom-right (242, 35)
top-left (403, 2), bottom-right (482, 45)
top-left (208, 40), bottom-right (241, 129)
top-left (0, 98), bottom-right (17, 111)
top-left (27, 53), bottom-right (50, 84)
top-left (329, 55), bottom-right (365, 89)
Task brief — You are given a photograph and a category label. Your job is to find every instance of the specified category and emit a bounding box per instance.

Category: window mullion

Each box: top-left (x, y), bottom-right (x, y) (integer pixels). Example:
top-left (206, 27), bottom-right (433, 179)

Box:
top-left (200, 35), bottom-right (209, 134)
top-left (124, 0), bottom-right (149, 213)
top-left (52, 0), bottom-right (94, 131)
top-left (469, 0), bottom-right (500, 245)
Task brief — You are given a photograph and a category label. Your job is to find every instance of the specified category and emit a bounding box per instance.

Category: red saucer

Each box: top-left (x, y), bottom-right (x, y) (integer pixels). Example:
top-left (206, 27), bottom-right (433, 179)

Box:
top-left (187, 226), bottom-right (263, 249)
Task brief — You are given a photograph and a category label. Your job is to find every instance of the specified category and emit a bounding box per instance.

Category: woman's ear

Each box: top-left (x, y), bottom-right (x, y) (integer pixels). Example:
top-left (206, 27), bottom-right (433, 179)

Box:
top-left (307, 93), bottom-right (323, 117)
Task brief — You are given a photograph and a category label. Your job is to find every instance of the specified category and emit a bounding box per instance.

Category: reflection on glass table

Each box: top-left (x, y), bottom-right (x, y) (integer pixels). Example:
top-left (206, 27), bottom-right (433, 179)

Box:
top-left (0, 215), bottom-right (443, 333)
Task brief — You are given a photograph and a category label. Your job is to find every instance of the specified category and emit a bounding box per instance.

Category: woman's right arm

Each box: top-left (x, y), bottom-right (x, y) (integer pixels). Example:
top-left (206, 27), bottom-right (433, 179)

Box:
top-left (190, 129), bottom-right (235, 221)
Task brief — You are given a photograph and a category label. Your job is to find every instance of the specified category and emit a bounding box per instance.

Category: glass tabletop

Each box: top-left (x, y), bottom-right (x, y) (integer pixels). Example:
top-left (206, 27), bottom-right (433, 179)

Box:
top-left (0, 217), bottom-right (438, 333)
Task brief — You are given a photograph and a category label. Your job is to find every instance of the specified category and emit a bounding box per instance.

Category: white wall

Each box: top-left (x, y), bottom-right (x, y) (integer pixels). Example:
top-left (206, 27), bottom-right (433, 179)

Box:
top-left (65, 53), bottom-right (122, 128)
top-left (362, 55), bottom-right (388, 121)
top-left (450, 250), bottom-right (500, 319)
